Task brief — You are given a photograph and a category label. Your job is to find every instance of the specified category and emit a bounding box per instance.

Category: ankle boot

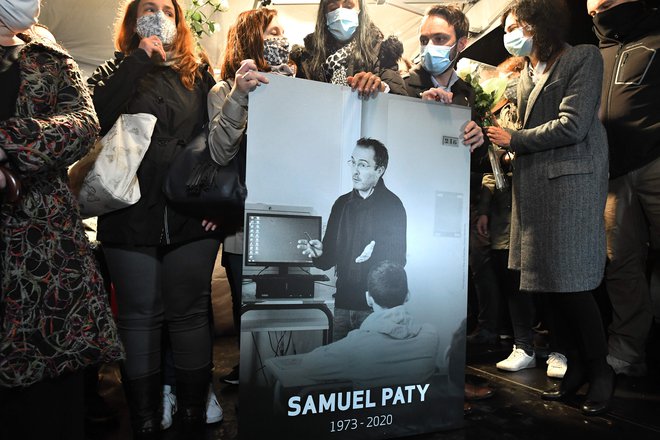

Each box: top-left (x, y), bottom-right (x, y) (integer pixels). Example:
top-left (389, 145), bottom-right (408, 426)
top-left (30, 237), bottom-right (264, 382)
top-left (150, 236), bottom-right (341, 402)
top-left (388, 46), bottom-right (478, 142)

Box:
top-left (123, 372), bottom-right (163, 440)
top-left (542, 350), bottom-right (586, 401)
top-left (175, 366), bottom-right (211, 439)
top-left (582, 359), bottom-right (615, 416)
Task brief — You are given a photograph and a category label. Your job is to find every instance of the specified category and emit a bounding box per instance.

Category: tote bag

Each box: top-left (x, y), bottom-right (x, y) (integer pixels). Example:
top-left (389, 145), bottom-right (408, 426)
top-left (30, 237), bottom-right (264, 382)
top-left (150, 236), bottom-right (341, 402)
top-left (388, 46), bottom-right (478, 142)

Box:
top-left (69, 113), bottom-right (157, 218)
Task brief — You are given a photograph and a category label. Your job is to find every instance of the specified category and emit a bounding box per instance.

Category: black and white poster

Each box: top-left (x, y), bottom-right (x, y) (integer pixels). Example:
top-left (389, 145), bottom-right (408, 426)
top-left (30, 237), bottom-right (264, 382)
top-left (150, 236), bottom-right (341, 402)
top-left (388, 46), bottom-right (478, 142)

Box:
top-left (239, 74), bottom-right (471, 439)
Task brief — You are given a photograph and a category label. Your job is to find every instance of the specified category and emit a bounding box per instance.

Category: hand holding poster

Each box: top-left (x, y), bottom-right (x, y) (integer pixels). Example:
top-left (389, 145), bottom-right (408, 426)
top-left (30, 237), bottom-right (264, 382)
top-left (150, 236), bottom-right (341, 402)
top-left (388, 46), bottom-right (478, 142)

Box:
top-left (240, 74), bottom-right (471, 439)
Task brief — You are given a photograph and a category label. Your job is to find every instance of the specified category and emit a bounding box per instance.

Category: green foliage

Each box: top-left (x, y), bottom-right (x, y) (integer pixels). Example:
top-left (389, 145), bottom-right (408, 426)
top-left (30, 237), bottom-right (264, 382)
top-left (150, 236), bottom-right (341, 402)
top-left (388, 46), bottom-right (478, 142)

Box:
top-left (464, 73), bottom-right (497, 127)
top-left (185, 0), bottom-right (228, 40)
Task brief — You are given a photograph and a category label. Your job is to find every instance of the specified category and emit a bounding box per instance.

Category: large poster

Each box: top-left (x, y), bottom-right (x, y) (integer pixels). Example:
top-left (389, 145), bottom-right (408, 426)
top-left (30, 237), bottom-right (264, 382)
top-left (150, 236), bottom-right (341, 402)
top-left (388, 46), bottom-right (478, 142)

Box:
top-left (239, 74), bottom-right (471, 439)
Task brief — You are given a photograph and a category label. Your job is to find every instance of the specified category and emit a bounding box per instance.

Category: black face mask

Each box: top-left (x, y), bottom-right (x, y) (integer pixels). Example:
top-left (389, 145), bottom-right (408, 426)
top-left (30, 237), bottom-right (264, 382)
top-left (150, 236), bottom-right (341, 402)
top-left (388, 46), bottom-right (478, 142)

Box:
top-left (593, 1), bottom-right (646, 40)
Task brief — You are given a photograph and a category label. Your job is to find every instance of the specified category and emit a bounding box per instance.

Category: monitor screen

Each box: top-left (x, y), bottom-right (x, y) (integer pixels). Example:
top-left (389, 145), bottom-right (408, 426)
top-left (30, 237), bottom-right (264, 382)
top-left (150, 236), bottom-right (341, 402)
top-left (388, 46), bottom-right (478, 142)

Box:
top-left (244, 213), bottom-right (322, 267)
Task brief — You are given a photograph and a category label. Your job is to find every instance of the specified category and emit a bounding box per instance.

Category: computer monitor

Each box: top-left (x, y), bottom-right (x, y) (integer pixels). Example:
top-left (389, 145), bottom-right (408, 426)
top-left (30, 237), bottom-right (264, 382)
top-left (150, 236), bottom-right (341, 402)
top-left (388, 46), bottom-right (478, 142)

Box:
top-left (244, 212), bottom-right (322, 275)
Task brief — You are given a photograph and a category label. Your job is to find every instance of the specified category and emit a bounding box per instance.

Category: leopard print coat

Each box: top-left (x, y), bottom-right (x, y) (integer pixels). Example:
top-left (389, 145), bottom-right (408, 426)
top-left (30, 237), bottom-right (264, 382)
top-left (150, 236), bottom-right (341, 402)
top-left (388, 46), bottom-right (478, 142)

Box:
top-left (0, 35), bottom-right (124, 388)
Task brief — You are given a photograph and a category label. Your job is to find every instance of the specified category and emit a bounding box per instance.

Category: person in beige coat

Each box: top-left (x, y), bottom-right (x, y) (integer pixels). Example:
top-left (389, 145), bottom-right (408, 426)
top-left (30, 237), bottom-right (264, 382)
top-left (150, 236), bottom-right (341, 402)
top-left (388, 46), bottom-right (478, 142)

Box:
top-left (206, 7), bottom-right (294, 386)
top-left (486, 0), bottom-right (612, 416)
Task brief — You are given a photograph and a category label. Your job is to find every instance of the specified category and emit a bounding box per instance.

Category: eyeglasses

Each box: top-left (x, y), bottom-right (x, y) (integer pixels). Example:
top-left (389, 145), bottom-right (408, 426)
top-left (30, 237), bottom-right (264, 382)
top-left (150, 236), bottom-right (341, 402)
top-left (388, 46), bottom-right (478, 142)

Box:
top-left (347, 159), bottom-right (375, 170)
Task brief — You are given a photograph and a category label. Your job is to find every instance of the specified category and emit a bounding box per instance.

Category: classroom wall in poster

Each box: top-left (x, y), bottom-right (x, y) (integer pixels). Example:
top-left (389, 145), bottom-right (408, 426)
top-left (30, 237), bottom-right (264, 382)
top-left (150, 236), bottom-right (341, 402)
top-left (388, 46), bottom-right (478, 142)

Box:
top-left (240, 74), bottom-right (471, 439)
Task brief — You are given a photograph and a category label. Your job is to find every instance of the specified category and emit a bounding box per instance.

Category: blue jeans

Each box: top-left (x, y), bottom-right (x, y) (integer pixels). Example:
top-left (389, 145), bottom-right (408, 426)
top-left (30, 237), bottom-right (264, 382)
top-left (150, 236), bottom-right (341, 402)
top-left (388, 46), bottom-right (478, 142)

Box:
top-left (333, 307), bottom-right (372, 342)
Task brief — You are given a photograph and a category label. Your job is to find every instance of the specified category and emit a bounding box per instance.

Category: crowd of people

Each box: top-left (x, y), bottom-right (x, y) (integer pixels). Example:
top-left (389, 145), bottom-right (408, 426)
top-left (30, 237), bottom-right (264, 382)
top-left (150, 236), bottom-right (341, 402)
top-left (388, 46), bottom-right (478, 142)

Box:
top-left (1, 0), bottom-right (658, 438)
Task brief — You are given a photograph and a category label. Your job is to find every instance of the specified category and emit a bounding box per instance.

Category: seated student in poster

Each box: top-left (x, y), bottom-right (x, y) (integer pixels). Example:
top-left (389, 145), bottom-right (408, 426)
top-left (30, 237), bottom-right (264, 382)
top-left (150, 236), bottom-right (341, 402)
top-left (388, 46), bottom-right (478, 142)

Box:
top-left (298, 138), bottom-right (407, 341)
top-left (290, 0), bottom-right (407, 97)
top-left (268, 261), bottom-right (439, 389)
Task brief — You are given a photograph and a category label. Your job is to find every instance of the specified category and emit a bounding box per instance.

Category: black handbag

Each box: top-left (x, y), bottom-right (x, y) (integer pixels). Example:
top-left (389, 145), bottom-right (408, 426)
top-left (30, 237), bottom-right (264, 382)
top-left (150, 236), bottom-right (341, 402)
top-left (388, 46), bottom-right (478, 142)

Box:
top-left (163, 128), bottom-right (247, 217)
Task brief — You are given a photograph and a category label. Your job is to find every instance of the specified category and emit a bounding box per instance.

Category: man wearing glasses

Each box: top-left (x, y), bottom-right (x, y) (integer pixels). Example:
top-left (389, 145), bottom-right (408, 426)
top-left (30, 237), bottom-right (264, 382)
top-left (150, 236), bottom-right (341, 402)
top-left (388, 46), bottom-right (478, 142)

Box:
top-left (299, 137), bottom-right (407, 341)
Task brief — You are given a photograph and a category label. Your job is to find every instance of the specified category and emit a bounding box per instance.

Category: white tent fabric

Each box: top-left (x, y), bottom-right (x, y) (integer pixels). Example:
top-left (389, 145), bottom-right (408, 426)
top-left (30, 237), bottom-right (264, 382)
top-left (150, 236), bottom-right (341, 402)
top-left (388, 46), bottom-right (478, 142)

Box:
top-left (39, 0), bottom-right (512, 79)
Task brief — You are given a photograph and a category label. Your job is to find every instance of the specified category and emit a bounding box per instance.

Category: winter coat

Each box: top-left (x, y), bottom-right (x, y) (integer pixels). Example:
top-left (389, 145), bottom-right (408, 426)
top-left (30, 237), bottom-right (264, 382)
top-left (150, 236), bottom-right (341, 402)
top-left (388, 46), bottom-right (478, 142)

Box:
top-left (593, 7), bottom-right (660, 178)
top-left (0, 35), bottom-right (123, 388)
top-left (290, 30), bottom-right (407, 96)
top-left (88, 50), bottom-right (219, 246)
top-left (507, 45), bottom-right (609, 292)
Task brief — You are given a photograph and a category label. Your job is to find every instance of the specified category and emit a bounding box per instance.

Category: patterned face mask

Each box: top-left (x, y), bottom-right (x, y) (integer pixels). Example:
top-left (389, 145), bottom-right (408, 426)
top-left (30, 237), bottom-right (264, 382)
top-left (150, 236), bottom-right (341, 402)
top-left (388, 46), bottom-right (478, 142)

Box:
top-left (136, 10), bottom-right (177, 46)
top-left (264, 37), bottom-right (290, 67)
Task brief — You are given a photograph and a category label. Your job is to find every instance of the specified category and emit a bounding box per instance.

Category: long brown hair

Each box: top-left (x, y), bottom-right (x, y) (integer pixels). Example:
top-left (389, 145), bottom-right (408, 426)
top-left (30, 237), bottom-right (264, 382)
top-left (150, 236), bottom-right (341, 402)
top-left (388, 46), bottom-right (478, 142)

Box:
top-left (220, 8), bottom-right (278, 81)
top-left (307, 0), bottom-right (381, 81)
top-left (114, 0), bottom-right (204, 90)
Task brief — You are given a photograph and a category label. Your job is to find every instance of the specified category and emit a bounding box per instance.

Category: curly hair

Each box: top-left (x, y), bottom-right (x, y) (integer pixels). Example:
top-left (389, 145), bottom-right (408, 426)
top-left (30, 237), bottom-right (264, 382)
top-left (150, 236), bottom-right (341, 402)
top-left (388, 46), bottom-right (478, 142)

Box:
top-left (504, 0), bottom-right (569, 62)
top-left (220, 8), bottom-right (278, 81)
top-left (115, 0), bottom-right (207, 90)
top-left (307, 0), bottom-right (382, 81)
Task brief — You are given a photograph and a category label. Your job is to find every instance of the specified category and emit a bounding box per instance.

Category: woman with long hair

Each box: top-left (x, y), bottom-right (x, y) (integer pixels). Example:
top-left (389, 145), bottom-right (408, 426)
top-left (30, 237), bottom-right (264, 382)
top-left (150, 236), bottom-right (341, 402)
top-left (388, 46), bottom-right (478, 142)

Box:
top-left (206, 6), bottom-right (294, 387)
top-left (88, 1), bottom-right (220, 438)
top-left (291, 0), bottom-right (406, 97)
top-left (486, 0), bottom-right (613, 416)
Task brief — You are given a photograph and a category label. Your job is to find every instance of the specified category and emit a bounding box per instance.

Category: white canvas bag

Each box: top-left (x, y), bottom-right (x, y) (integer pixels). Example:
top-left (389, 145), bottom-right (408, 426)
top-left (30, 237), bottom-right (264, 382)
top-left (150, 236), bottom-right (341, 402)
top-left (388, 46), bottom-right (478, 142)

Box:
top-left (69, 113), bottom-right (157, 218)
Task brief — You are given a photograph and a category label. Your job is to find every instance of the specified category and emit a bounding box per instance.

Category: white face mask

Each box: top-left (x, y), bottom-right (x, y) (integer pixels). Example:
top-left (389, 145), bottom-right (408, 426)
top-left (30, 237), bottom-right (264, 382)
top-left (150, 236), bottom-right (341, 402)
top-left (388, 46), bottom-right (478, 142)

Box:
top-left (326, 7), bottom-right (359, 42)
top-left (503, 27), bottom-right (533, 57)
top-left (136, 10), bottom-right (177, 46)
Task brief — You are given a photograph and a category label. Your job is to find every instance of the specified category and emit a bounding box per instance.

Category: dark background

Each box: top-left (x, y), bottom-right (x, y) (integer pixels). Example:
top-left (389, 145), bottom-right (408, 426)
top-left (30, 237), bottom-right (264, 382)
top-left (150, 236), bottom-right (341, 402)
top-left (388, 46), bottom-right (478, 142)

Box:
top-left (461, 0), bottom-right (660, 67)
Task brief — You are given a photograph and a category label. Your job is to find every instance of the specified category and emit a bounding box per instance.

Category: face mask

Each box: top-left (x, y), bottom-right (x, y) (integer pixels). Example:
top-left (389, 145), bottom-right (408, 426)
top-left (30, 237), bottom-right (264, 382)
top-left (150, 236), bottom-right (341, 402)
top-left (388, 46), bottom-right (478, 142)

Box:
top-left (136, 10), bottom-right (177, 46)
top-left (593, 2), bottom-right (645, 40)
top-left (264, 37), bottom-right (290, 67)
top-left (421, 43), bottom-right (456, 76)
top-left (503, 27), bottom-right (533, 57)
top-left (326, 7), bottom-right (359, 42)
top-left (0, 0), bottom-right (40, 33)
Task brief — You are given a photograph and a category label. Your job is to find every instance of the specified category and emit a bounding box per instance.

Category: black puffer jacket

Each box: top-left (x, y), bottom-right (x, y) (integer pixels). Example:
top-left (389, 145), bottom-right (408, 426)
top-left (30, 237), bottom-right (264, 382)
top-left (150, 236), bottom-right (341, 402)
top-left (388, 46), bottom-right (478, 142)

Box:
top-left (594, 7), bottom-right (660, 178)
top-left (88, 50), bottom-right (219, 245)
top-left (290, 27), bottom-right (407, 96)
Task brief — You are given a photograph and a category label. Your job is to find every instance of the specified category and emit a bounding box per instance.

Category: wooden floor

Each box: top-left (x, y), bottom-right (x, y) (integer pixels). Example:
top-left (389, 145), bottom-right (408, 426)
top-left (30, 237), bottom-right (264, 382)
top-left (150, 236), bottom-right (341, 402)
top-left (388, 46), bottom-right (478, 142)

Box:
top-left (86, 323), bottom-right (660, 440)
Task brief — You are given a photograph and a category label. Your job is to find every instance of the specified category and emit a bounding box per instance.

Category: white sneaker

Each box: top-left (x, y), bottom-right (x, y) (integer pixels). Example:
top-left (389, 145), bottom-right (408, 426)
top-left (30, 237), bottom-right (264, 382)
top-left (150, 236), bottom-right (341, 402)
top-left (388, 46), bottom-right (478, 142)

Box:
top-left (161, 384), bottom-right (177, 430)
top-left (496, 345), bottom-right (536, 371)
top-left (206, 384), bottom-right (223, 424)
top-left (546, 352), bottom-right (567, 378)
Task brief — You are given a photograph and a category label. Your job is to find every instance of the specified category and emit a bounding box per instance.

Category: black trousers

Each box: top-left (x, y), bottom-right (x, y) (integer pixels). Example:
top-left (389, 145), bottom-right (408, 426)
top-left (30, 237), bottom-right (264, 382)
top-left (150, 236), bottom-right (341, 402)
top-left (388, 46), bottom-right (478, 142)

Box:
top-left (542, 290), bottom-right (608, 362)
top-left (104, 238), bottom-right (221, 379)
top-left (0, 370), bottom-right (85, 440)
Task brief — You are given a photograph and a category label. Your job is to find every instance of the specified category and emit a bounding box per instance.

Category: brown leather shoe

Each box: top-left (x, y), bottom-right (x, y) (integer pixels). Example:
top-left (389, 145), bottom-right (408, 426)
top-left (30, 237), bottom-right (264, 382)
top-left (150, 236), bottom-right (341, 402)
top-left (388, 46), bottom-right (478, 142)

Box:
top-left (465, 382), bottom-right (495, 401)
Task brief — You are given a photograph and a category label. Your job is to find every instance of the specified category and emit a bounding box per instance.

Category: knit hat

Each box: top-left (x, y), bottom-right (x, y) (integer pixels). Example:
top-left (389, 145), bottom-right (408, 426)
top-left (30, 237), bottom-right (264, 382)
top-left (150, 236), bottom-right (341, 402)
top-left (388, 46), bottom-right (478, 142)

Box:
top-left (0, 0), bottom-right (40, 33)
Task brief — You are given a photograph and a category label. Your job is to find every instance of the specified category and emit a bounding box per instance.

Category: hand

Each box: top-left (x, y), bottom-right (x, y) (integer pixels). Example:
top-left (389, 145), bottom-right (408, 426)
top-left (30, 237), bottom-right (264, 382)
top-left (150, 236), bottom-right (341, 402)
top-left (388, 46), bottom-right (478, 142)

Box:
top-left (297, 239), bottom-right (323, 258)
top-left (234, 59), bottom-right (269, 96)
top-left (138, 35), bottom-right (166, 61)
top-left (421, 88), bottom-right (453, 104)
top-left (347, 72), bottom-right (384, 99)
top-left (476, 215), bottom-right (489, 238)
top-left (463, 120), bottom-right (485, 152)
top-left (201, 219), bottom-right (218, 232)
top-left (355, 240), bottom-right (375, 263)
top-left (486, 126), bottom-right (512, 148)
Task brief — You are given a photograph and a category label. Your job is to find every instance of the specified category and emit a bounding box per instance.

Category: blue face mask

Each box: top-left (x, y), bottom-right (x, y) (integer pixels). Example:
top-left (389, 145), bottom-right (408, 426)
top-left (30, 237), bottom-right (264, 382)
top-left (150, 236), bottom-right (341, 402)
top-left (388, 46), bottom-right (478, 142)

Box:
top-left (503, 27), bottom-right (533, 57)
top-left (421, 43), bottom-right (456, 76)
top-left (326, 7), bottom-right (359, 42)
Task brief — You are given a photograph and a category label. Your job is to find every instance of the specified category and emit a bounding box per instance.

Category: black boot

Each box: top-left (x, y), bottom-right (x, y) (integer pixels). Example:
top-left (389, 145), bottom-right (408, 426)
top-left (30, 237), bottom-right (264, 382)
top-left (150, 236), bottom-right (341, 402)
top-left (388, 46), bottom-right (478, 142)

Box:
top-left (542, 350), bottom-right (586, 401)
top-left (581, 359), bottom-right (615, 416)
top-left (123, 372), bottom-right (163, 440)
top-left (175, 366), bottom-right (211, 439)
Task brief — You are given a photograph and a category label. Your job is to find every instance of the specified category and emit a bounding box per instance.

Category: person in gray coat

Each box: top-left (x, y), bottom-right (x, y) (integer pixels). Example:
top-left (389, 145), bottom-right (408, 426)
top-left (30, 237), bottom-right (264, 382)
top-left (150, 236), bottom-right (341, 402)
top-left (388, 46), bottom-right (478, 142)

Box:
top-left (486, 0), bottom-right (612, 416)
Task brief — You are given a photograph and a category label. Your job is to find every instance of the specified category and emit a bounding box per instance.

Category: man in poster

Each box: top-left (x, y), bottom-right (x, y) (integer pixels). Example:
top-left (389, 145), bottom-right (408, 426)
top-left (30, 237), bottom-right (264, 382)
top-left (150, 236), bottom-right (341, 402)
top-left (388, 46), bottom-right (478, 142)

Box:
top-left (299, 137), bottom-right (407, 341)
